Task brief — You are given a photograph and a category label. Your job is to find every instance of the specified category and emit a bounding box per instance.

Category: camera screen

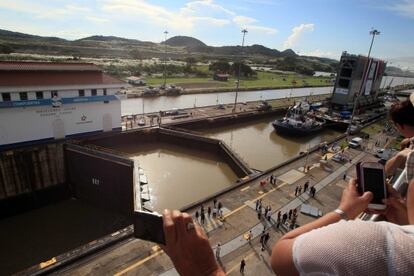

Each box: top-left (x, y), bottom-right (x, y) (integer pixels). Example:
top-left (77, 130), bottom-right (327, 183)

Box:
top-left (363, 167), bottom-right (385, 204)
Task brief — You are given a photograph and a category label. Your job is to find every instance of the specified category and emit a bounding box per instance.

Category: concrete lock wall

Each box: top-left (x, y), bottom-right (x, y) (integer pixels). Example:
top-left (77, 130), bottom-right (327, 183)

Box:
top-left (64, 144), bottom-right (134, 215)
top-left (84, 127), bottom-right (252, 179)
top-left (0, 143), bottom-right (68, 217)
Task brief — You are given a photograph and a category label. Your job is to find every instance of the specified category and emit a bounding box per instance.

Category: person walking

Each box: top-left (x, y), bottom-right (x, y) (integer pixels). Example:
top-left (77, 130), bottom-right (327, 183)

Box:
top-left (260, 234), bottom-right (266, 251)
top-left (213, 198), bottom-right (217, 208)
top-left (200, 212), bottom-right (205, 225)
top-left (343, 173), bottom-right (347, 181)
top-left (288, 209), bottom-right (293, 220)
top-left (215, 243), bottom-right (221, 260)
top-left (277, 211), bottom-right (281, 221)
top-left (218, 201), bottom-right (222, 211)
top-left (247, 230), bottom-right (253, 243)
top-left (298, 185), bottom-right (302, 195)
top-left (295, 186), bottom-right (299, 196)
top-left (255, 199), bottom-right (259, 211)
top-left (195, 210), bottom-right (199, 222)
top-left (282, 213), bottom-right (288, 224)
top-left (304, 181), bottom-right (309, 193)
top-left (208, 206), bottom-right (211, 217)
top-left (240, 259), bottom-right (246, 273)
top-left (276, 217), bottom-right (281, 228)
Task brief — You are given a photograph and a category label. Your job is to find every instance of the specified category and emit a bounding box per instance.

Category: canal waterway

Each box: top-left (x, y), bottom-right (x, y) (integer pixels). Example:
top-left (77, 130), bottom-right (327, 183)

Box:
top-left (121, 86), bottom-right (333, 115)
top-left (109, 142), bottom-right (238, 212)
top-left (121, 76), bottom-right (414, 116)
top-left (200, 117), bottom-right (342, 171)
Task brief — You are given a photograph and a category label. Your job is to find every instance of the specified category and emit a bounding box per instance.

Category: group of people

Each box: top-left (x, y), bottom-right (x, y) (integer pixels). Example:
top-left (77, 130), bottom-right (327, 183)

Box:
top-left (255, 199), bottom-right (272, 221)
top-left (294, 181), bottom-right (316, 197)
top-left (158, 94), bottom-right (414, 275)
top-left (275, 208), bottom-right (298, 230)
top-left (194, 199), bottom-right (223, 225)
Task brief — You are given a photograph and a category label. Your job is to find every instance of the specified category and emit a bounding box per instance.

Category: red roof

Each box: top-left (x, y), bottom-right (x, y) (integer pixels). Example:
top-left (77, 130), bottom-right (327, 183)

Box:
top-left (0, 61), bottom-right (100, 71)
top-left (0, 61), bottom-right (125, 87)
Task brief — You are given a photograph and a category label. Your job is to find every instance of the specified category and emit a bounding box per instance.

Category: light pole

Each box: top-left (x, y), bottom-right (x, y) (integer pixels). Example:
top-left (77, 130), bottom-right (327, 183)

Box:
top-left (347, 29), bottom-right (380, 136)
top-left (163, 30), bottom-right (168, 88)
top-left (233, 29), bottom-right (248, 112)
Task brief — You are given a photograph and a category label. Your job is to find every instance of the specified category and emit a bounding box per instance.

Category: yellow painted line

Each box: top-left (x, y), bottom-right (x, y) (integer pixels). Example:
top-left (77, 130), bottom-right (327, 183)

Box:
top-left (226, 251), bottom-right (256, 274)
top-left (114, 251), bottom-right (163, 276)
top-left (39, 257), bottom-right (56, 269)
top-left (224, 188), bottom-right (277, 219)
top-left (240, 186), bottom-right (250, 192)
top-left (223, 204), bottom-right (247, 219)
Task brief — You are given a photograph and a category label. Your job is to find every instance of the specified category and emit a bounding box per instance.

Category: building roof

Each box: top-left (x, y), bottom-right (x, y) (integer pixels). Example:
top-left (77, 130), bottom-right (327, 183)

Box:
top-left (0, 61), bottom-right (125, 87)
top-left (0, 61), bottom-right (100, 72)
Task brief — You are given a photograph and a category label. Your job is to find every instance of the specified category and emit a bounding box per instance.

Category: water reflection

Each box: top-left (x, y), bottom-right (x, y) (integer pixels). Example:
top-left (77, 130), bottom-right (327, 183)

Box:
top-left (201, 117), bottom-right (341, 171)
top-left (111, 142), bottom-right (237, 211)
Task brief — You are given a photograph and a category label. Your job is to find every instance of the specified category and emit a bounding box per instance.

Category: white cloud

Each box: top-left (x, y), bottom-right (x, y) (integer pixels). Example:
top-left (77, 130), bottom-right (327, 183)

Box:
top-left (300, 49), bottom-right (340, 59)
top-left (86, 16), bottom-right (110, 24)
top-left (243, 25), bottom-right (278, 35)
top-left (283, 23), bottom-right (314, 49)
top-left (181, 0), bottom-right (235, 16)
top-left (233, 15), bottom-right (257, 24)
top-left (388, 0), bottom-right (414, 19)
top-left (388, 56), bottom-right (414, 69)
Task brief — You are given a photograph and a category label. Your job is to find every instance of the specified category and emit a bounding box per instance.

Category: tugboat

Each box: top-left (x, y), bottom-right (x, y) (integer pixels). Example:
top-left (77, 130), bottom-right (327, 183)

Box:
top-left (272, 101), bottom-right (325, 135)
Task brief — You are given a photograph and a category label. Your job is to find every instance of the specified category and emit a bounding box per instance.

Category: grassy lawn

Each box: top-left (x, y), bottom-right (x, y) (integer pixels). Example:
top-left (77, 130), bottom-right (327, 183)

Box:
top-left (145, 70), bottom-right (332, 89)
top-left (363, 121), bottom-right (386, 135)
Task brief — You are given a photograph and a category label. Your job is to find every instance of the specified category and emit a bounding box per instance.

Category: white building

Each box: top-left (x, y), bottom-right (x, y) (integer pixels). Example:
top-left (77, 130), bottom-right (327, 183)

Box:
top-left (0, 61), bottom-right (127, 149)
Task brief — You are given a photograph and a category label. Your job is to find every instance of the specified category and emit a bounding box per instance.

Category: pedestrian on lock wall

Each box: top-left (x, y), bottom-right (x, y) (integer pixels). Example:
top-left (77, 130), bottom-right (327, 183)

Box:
top-left (240, 259), bottom-right (246, 273)
top-left (195, 210), bottom-right (199, 222)
top-left (201, 212), bottom-right (205, 225)
top-left (298, 185), bottom-right (302, 194)
top-left (304, 181), bottom-right (309, 193)
top-left (295, 186), bottom-right (299, 196)
top-left (215, 243), bottom-right (221, 260)
top-left (288, 209), bottom-right (292, 220)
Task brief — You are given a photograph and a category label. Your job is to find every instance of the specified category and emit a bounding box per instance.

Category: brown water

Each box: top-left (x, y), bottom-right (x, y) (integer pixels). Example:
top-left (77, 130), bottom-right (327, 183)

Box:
top-left (111, 142), bottom-right (238, 211)
top-left (200, 117), bottom-right (342, 171)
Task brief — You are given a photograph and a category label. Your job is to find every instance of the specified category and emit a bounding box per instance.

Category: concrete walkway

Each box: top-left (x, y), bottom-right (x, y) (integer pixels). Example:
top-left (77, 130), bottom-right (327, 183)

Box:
top-left (160, 151), bottom-right (366, 275)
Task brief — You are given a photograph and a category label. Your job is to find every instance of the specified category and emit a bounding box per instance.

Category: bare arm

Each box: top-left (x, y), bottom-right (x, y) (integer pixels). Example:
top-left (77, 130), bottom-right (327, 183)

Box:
top-left (270, 180), bottom-right (373, 275)
top-left (385, 148), bottom-right (411, 177)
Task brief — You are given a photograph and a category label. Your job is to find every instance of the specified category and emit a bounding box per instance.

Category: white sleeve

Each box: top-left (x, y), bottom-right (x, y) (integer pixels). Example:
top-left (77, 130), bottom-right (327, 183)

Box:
top-left (292, 220), bottom-right (389, 276)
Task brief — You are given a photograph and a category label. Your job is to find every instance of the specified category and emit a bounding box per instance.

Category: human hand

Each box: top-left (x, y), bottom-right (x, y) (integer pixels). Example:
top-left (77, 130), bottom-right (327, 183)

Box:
top-left (378, 185), bottom-right (408, 225)
top-left (397, 148), bottom-right (412, 160)
top-left (400, 138), bottom-right (411, 150)
top-left (338, 179), bottom-right (373, 219)
top-left (161, 210), bottom-right (224, 276)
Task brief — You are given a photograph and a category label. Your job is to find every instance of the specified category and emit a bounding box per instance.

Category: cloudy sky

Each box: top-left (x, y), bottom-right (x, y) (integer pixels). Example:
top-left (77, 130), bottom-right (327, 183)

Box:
top-left (0, 0), bottom-right (413, 68)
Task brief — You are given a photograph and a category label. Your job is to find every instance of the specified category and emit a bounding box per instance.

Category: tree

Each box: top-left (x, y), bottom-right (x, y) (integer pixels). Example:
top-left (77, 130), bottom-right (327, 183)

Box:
top-left (184, 56), bottom-right (197, 73)
top-left (0, 44), bottom-right (13, 54)
top-left (230, 62), bottom-right (256, 77)
top-left (209, 60), bottom-right (230, 73)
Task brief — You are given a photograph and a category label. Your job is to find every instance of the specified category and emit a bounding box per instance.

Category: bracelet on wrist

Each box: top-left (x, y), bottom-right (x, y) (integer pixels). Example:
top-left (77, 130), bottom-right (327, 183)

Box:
top-left (333, 208), bottom-right (349, 220)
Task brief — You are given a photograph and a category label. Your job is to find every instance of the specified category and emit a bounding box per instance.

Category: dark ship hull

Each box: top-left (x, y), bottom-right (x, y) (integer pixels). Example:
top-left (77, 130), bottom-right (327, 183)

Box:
top-left (272, 119), bottom-right (324, 136)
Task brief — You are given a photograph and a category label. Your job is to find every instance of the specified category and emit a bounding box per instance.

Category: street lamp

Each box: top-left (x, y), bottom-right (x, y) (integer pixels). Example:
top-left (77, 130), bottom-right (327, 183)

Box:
top-left (163, 30), bottom-right (169, 88)
top-left (233, 29), bottom-right (248, 112)
top-left (347, 28), bottom-right (380, 135)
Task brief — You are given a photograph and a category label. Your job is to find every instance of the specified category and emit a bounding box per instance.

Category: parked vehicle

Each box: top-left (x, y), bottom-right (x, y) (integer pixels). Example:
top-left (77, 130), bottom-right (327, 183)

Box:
top-left (348, 137), bottom-right (363, 148)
